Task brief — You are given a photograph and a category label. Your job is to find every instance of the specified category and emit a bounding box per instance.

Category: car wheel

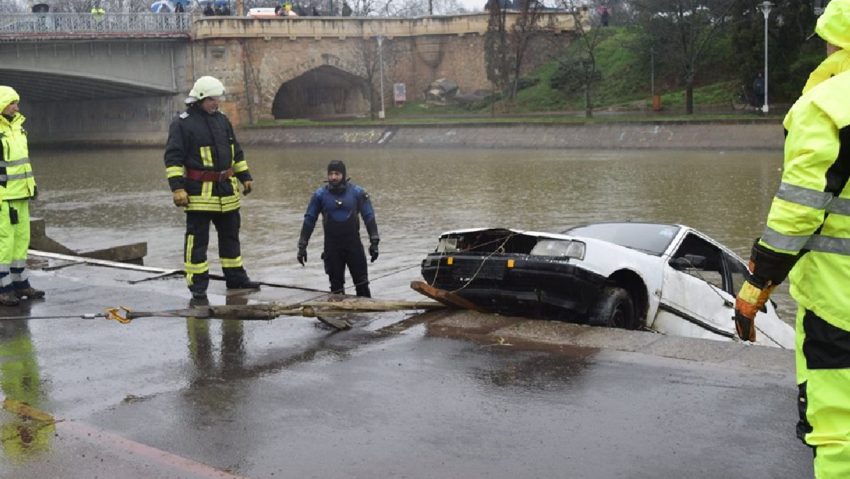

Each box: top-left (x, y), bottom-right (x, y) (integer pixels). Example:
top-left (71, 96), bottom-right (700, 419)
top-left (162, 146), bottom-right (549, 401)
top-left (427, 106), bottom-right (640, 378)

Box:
top-left (589, 286), bottom-right (637, 330)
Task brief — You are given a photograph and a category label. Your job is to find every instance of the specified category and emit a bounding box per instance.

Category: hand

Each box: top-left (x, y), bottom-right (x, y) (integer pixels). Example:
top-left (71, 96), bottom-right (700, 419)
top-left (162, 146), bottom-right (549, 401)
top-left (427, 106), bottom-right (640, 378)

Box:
top-left (242, 180), bottom-right (253, 196)
top-left (369, 240), bottom-right (379, 263)
top-left (297, 245), bottom-right (307, 266)
top-left (733, 277), bottom-right (776, 342)
top-left (172, 189), bottom-right (189, 207)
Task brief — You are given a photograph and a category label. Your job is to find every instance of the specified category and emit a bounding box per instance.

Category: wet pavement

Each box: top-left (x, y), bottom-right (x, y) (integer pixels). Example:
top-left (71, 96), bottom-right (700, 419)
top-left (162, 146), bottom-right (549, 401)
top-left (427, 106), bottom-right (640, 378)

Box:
top-left (0, 260), bottom-right (811, 478)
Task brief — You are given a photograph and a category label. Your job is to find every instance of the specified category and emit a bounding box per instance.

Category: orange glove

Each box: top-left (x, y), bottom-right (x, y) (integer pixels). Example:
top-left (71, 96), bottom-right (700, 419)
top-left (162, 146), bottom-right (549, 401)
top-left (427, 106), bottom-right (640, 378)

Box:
top-left (172, 189), bottom-right (189, 207)
top-left (242, 180), bottom-right (253, 196)
top-left (733, 277), bottom-right (776, 342)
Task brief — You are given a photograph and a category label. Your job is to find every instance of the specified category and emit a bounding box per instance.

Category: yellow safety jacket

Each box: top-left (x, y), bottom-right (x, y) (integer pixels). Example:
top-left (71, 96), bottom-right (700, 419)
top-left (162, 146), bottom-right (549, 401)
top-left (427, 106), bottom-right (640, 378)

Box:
top-left (759, 50), bottom-right (850, 332)
top-left (0, 106), bottom-right (36, 201)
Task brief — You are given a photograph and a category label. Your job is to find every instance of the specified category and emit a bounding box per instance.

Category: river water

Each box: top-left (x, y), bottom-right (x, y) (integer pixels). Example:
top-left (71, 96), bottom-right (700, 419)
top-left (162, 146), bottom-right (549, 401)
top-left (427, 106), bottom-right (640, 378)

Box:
top-left (31, 146), bottom-right (793, 317)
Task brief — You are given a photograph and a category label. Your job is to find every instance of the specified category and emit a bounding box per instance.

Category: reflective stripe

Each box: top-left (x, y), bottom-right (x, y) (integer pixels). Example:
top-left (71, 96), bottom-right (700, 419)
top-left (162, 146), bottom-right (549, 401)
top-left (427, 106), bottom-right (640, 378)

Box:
top-left (166, 166), bottom-right (185, 179)
top-left (761, 226), bottom-right (811, 252)
top-left (805, 235), bottom-right (850, 255)
top-left (10, 260), bottom-right (26, 269)
top-left (233, 160), bottom-right (249, 174)
top-left (0, 158), bottom-right (29, 167)
top-left (185, 234), bottom-right (194, 264)
top-left (775, 182), bottom-right (834, 210)
top-left (826, 197), bottom-right (850, 215)
top-left (220, 256), bottom-right (242, 268)
top-left (0, 264), bottom-right (9, 274)
top-left (200, 146), bottom-right (213, 167)
top-left (0, 274), bottom-right (11, 287)
top-left (10, 269), bottom-right (27, 282)
top-left (184, 261), bottom-right (209, 274)
top-left (0, 171), bottom-right (33, 181)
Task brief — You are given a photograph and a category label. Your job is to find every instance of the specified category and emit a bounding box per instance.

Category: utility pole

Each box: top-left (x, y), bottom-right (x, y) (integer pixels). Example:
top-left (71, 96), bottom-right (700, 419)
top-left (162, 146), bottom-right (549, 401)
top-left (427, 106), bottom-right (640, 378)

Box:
top-left (377, 35), bottom-right (385, 120)
top-left (760, 1), bottom-right (773, 114)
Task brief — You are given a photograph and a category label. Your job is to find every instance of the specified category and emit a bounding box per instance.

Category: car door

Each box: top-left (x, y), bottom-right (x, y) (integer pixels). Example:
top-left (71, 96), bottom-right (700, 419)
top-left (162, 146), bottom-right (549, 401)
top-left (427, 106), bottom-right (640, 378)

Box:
top-left (653, 232), bottom-right (737, 341)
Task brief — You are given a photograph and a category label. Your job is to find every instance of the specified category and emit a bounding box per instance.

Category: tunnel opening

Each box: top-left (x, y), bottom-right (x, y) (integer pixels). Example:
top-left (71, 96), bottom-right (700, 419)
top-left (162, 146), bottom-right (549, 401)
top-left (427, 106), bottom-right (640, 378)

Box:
top-left (272, 65), bottom-right (371, 120)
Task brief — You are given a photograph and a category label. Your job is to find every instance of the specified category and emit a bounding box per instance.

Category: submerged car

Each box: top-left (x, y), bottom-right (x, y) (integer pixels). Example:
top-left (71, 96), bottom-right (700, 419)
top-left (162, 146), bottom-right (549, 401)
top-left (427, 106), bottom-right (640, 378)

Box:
top-left (419, 222), bottom-right (795, 348)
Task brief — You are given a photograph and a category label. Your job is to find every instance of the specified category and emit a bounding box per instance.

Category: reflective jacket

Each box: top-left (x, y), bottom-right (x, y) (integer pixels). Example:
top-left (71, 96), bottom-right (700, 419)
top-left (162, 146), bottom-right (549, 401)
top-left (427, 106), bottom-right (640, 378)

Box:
top-left (164, 106), bottom-right (251, 213)
top-left (0, 111), bottom-right (36, 201)
top-left (759, 52), bottom-right (850, 332)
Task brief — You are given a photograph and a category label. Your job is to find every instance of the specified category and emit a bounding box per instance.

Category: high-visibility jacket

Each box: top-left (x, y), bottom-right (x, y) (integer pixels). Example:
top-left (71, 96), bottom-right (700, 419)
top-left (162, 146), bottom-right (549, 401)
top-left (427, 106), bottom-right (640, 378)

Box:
top-left (0, 111), bottom-right (36, 201)
top-left (164, 106), bottom-right (251, 213)
top-left (759, 55), bottom-right (850, 333)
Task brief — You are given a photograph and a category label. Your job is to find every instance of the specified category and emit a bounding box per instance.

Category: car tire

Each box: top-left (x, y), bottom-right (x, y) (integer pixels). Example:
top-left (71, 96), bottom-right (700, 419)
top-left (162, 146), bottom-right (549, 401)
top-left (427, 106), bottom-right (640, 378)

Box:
top-left (589, 286), bottom-right (637, 330)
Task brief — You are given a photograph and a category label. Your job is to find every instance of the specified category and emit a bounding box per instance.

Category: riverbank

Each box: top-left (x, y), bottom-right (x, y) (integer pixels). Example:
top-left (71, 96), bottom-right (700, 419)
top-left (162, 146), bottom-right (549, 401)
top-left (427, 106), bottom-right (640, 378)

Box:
top-left (31, 119), bottom-right (785, 150)
top-left (239, 120), bottom-right (785, 150)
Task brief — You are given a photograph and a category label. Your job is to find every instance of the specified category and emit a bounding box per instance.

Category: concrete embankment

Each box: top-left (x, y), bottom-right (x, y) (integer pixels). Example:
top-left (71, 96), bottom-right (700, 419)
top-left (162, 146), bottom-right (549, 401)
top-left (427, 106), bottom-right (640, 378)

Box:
top-left (30, 121), bottom-right (785, 150)
top-left (238, 121), bottom-right (785, 150)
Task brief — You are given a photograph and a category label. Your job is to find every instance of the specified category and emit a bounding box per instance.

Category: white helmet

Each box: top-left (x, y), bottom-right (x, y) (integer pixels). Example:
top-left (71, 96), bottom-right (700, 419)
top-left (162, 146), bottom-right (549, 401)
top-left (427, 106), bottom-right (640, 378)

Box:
top-left (186, 76), bottom-right (225, 103)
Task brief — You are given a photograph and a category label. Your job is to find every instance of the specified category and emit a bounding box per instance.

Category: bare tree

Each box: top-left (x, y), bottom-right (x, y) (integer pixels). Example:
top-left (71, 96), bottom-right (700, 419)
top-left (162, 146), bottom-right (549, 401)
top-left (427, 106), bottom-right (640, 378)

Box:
top-left (356, 36), bottom-right (397, 119)
top-left (485, 0), bottom-right (545, 108)
top-left (632, 0), bottom-right (734, 114)
top-left (554, 1), bottom-right (604, 118)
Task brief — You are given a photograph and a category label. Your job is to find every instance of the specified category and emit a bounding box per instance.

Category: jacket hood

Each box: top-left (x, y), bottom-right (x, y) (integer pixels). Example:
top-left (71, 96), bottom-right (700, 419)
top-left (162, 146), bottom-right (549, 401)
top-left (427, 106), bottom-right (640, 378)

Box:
top-left (817, 0), bottom-right (850, 51)
top-left (0, 86), bottom-right (20, 112)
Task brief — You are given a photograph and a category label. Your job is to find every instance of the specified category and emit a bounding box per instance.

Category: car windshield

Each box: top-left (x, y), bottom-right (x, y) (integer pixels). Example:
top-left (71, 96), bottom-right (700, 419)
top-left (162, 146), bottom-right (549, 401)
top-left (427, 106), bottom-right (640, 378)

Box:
top-left (563, 223), bottom-right (680, 256)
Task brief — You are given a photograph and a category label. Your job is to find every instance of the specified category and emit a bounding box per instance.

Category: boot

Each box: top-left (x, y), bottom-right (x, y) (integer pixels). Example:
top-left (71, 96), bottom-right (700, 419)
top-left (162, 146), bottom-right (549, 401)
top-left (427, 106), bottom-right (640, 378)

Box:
top-left (0, 291), bottom-right (20, 306)
top-left (226, 279), bottom-right (261, 290)
top-left (15, 287), bottom-right (45, 300)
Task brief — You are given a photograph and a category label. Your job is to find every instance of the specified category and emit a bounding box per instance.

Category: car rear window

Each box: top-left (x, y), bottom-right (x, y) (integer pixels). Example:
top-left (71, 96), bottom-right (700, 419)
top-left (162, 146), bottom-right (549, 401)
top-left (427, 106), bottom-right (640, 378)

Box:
top-left (563, 223), bottom-right (680, 256)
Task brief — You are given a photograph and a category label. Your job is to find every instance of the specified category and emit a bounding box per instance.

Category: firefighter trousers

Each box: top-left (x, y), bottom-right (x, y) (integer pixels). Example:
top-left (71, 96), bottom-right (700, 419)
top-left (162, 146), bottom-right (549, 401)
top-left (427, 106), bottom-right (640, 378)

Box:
top-left (0, 199), bottom-right (31, 293)
top-left (183, 210), bottom-right (250, 295)
top-left (796, 307), bottom-right (850, 479)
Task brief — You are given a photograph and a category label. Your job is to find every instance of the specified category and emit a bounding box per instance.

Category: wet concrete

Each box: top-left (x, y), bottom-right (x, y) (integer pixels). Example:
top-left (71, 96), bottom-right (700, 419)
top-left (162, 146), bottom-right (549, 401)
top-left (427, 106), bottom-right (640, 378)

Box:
top-left (0, 262), bottom-right (811, 478)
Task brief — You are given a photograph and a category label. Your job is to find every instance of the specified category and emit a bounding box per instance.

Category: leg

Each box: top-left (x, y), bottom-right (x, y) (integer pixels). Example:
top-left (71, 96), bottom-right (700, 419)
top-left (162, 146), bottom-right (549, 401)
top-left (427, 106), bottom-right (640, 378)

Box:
top-left (10, 200), bottom-right (41, 299)
top-left (323, 244), bottom-right (347, 294)
top-left (185, 211), bottom-right (212, 298)
top-left (212, 211), bottom-right (256, 288)
top-left (796, 308), bottom-right (850, 479)
top-left (346, 240), bottom-right (371, 298)
top-left (0, 201), bottom-right (17, 305)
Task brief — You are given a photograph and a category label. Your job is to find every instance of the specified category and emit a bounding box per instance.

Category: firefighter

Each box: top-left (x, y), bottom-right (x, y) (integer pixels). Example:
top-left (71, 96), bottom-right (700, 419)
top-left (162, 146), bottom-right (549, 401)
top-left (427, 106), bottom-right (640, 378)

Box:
top-left (164, 76), bottom-right (260, 303)
top-left (0, 87), bottom-right (43, 307)
top-left (733, 1), bottom-right (850, 476)
top-left (297, 160), bottom-right (379, 297)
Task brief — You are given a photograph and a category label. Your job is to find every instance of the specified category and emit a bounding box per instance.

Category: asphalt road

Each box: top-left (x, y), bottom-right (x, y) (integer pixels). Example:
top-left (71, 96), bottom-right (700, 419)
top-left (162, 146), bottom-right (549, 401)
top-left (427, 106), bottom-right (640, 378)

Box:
top-left (0, 262), bottom-right (812, 478)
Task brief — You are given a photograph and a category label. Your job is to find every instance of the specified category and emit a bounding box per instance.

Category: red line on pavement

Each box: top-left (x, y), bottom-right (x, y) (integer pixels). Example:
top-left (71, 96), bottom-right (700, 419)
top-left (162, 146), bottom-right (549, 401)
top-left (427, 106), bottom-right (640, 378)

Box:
top-left (56, 420), bottom-right (250, 479)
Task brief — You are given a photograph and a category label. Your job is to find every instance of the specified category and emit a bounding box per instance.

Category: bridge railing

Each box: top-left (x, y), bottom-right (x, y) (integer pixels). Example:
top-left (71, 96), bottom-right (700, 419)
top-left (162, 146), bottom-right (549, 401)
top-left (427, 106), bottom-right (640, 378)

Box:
top-left (0, 13), bottom-right (191, 37)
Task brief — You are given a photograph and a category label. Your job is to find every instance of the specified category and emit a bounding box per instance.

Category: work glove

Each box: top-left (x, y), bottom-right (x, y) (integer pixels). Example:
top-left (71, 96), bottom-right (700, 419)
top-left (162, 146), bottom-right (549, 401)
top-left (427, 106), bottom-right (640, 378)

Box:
top-left (297, 242), bottom-right (308, 266)
top-left (733, 275), bottom-right (776, 342)
top-left (172, 189), bottom-right (189, 207)
top-left (369, 239), bottom-right (379, 263)
top-left (242, 180), bottom-right (253, 196)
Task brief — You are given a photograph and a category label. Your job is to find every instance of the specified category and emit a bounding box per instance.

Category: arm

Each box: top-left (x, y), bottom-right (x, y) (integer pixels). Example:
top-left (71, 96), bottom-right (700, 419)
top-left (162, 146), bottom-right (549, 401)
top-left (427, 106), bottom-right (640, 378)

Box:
top-left (164, 119), bottom-right (188, 206)
top-left (228, 121), bottom-right (253, 194)
top-left (297, 190), bottom-right (322, 265)
top-left (358, 188), bottom-right (380, 262)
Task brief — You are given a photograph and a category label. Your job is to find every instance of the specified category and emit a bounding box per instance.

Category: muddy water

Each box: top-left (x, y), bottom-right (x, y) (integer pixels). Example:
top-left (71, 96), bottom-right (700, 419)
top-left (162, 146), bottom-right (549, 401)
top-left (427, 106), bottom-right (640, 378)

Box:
top-left (32, 146), bottom-right (792, 316)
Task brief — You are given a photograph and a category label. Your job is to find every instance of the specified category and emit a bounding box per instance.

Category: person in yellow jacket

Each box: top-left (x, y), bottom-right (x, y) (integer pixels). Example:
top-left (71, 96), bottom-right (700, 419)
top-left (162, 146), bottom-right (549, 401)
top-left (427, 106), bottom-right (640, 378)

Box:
top-left (733, 1), bottom-right (850, 477)
top-left (0, 87), bottom-right (43, 307)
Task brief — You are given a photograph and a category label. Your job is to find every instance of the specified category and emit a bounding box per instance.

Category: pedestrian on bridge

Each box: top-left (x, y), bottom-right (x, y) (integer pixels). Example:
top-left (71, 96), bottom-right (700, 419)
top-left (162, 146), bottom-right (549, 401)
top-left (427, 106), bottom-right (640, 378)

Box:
top-left (164, 76), bottom-right (260, 304)
top-left (297, 160), bottom-right (379, 297)
top-left (0, 87), bottom-right (44, 306)
top-left (733, 0), bottom-right (850, 476)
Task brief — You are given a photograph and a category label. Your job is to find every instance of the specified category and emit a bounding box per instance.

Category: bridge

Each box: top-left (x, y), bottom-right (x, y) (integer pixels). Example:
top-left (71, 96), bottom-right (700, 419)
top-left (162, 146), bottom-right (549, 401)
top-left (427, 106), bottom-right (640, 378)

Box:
top-left (0, 12), bottom-right (577, 143)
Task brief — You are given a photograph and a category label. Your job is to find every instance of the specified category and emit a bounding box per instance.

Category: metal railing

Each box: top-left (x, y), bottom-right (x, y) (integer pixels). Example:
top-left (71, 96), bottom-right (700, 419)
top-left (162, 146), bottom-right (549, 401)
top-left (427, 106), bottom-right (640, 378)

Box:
top-left (0, 13), bottom-right (192, 36)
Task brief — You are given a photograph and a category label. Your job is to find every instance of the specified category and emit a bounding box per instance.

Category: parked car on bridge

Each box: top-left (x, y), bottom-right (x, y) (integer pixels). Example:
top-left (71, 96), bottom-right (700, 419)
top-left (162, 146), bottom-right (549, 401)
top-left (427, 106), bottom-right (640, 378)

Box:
top-left (419, 222), bottom-right (795, 348)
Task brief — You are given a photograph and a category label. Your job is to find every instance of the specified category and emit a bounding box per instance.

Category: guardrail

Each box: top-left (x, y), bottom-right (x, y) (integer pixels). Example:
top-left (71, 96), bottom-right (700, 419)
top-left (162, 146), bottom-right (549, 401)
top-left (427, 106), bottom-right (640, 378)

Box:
top-left (0, 13), bottom-right (191, 36)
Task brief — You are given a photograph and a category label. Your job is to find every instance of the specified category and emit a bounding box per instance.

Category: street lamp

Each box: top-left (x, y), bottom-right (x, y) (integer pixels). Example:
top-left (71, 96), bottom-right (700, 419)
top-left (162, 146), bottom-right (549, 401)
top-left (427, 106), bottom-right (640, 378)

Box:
top-left (377, 35), bottom-right (385, 120)
top-left (760, 1), bottom-right (773, 114)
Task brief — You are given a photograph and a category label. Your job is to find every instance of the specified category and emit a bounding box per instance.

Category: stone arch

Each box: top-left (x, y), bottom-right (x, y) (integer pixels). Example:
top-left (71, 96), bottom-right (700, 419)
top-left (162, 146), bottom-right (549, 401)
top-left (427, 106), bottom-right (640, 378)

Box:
top-left (272, 65), bottom-right (370, 120)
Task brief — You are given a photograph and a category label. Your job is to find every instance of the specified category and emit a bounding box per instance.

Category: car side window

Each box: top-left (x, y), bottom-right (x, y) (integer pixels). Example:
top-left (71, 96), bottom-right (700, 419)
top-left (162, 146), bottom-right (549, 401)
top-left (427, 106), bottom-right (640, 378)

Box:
top-left (724, 252), bottom-right (749, 296)
top-left (668, 233), bottom-right (726, 291)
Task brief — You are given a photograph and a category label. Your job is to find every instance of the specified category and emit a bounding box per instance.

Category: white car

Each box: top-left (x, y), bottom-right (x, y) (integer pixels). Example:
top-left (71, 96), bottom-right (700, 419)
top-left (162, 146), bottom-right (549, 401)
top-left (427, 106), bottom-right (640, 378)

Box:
top-left (419, 222), bottom-right (795, 348)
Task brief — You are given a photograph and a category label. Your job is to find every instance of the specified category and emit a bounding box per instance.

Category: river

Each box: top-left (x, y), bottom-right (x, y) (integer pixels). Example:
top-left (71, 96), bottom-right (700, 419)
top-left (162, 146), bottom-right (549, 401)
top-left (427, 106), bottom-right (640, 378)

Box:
top-left (31, 146), bottom-right (793, 318)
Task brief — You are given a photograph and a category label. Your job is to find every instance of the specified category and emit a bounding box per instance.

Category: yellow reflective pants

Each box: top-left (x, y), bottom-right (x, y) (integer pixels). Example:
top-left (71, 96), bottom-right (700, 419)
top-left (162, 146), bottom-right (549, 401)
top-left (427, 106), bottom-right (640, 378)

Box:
top-left (796, 307), bottom-right (850, 479)
top-left (0, 199), bottom-right (31, 292)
